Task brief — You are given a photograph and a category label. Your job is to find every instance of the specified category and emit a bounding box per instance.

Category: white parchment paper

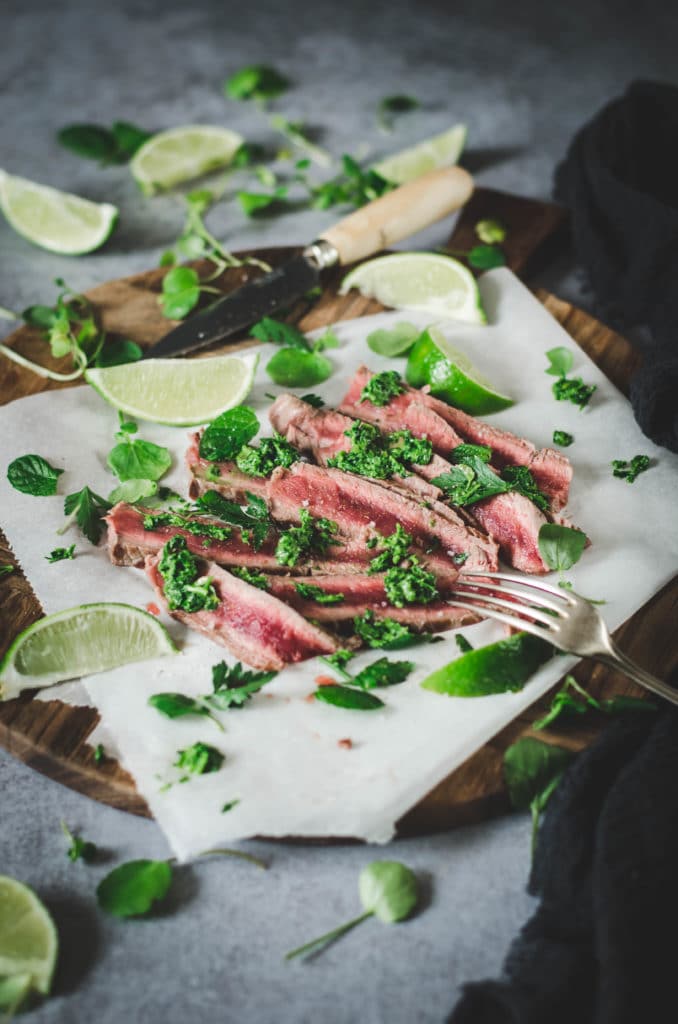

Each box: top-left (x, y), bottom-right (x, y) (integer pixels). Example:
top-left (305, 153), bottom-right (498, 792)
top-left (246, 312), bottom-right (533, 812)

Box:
top-left (1, 268), bottom-right (677, 860)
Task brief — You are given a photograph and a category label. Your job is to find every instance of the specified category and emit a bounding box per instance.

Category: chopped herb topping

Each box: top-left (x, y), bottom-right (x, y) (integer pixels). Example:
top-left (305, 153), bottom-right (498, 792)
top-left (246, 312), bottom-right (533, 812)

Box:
top-left (174, 741), bottom-right (224, 778)
top-left (235, 434), bottom-right (300, 477)
top-left (353, 611), bottom-right (419, 649)
top-left (553, 430), bottom-right (574, 447)
top-left (45, 544), bottom-right (75, 563)
top-left (612, 454), bottom-right (651, 483)
top-left (359, 370), bottom-right (406, 407)
top-left (294, 582), bottom-right (345, 604)
top-left (327, 421), bottom-right (432, 480)
top-left (157, 535), bottom-right (219, 612)
top-left (433, 444), bottom-right (548, 511)
top-left (230, 567), bottom-right (269, 589)
top-left (367, 524), bottom-right (413, 573)
top-left (552, 376), bottom-right (596, 409)
top-left (383, 558), bottom-right (438, 607)
top-left (275, 508), bottom-right (340, 567)
top-left (144, 511), bottom-right (232, 543)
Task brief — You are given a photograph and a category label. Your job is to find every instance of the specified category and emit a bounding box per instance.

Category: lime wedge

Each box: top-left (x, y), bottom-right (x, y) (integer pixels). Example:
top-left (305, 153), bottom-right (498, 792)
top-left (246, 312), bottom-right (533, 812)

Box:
top-left (130, 125), bottom-right (244, 195)
top-left (372, 124), bottom-right (467, 185)
top-left (406, 326), bottom-right (514, 414)
top-left (0, 876), bottom-right (58, 999)
top-left (421, 633), bottom-right (552, 697)
top-left (0, 170), bottom-right (117, 255)
top-left (0, 603), bottom-right (177, 700)
top-left (85, 350), bottom-right (258, 426)
top-left (340, 252), bottom-right (486, 324)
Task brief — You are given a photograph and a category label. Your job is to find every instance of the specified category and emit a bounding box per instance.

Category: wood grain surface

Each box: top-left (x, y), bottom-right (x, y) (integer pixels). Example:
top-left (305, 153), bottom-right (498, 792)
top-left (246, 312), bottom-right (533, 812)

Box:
top-left (1, 187), bottom-right (675, 835)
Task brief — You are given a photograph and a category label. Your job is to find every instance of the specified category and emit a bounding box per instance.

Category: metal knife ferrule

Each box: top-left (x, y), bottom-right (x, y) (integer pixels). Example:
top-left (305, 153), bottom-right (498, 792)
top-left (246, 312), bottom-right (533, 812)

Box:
top-left (302, 239), bottom-right (339, 271)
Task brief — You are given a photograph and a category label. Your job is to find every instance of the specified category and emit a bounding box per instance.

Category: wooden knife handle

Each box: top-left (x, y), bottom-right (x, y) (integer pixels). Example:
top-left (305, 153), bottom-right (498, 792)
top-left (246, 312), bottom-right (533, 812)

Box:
top-left (319, 166), bottom-right (474, 266)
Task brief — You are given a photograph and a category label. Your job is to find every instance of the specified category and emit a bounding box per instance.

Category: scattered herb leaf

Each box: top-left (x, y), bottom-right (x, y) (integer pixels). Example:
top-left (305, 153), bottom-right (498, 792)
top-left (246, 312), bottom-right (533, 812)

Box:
top-left (97, 859), bottom-right (173, 918)
top-left (109, 478), bottom-right (158, 505)
top-left (503, 736), bottom-right (574, 853)
top-left (500, 465), bottom-right (550, 512)
top-left (208, 661), bottom-right (277, 709)
top-left (538, 523), bottom-right (587, 573)
top-left (238, 187), bottom-right (289, 217)
top-left (553, 430), bottom-right (574, 447)
top-left (199, 405), bottom-right (260, 462)
top-left (314, 684), bottom-right (385, 711)
top-left (545, 347), bottom-right (574, 378)
top-left (107, 415), bottom-right (171, 483)
top-left (225, 64), bottom-right (290, 102)
top-left (61, 486), bottom-right (111, 545)
top-left (148, 692), bottom-right (224, 732)
top-left (351, 657), bottom-right (414, 690)
top-left (266, 348), bottom-right (333, 388)
top-left (61, 820), bottom-right (97, 863)
top-left (366, 321), bottom-right (420, 357)
top-left (221, 800), bottom-right (241, 814)
top-left (174, 741), bottom-right (224, 777)
top-left (612, 455), bottom-right (651, 483)
top-left (7, 454), bottom-right (63, 496)
top-left (552, 376), bottom-right (596, 410)
top-left (194, 489), bottom-right (271, 550)
top-left (455, 635), bottom-right (474, 654)
top-left (377, 94), bottom-right (420, 132)
top-left (251, 317), bottom-right (310, 351)
top-left (57, 120), bottom-right (151, 163)
top-left (45, 545), bottom-right (75, 564)
top-left (301, 393), bottom-right (324, 408)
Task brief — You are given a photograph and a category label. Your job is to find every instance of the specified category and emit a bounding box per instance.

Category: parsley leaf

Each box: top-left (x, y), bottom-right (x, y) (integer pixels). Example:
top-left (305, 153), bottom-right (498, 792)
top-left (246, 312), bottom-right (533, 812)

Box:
top-left (545, 347), bottom-right (574, 378)
top-left (236, 434), bottom-right (300, 477)
top-left (294, 582), bottom-right (344, 604)
top-left (61, 486), bottom-right (111, 545)
top-left (208, 661), bottom-right (277, 709)
top-left (61, 820), bottom-right (97, 863)
top-left (174, 741), bottom-right (224, 777)
top-left (7, 454), bottom-right (63, 496)
top-left (195, 490), bottom-right (271, 550)
top-left (275, 509), bottom-right (340, 567)
top-left (314, 685), bottom-right (385, 711)
top-left (97, 860), bottom-right (173, 918)
top-left (148, 692), bottom-right (224, 732)
top-left (383, 558), bottom-right (438, 607)
top-left (359, 370), bottom-right (406, 406)
top-left (553, 430), bottom-right (574, 447)
top-left (366, 321), bottom-right (420, 357)
top-left (251, 316), bottom-right (311, 350)
top-left (158, 536), bottom-right (219, 612)
top-left (199, 405), bottom-right (260, 462)
top-left (537, 523), bottom-right (587, 573)
top-left (353, 612), bottom-right (419, 649)
top-left (46, 545), bottom-right (75, 564)
top-left (612, 455), bottom-right (651, 483)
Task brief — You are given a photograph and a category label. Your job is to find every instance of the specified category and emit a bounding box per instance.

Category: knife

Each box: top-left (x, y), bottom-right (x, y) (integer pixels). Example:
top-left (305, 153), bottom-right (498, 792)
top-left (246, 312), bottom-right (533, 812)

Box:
top-left (144, 165), bottom-right (474, 359)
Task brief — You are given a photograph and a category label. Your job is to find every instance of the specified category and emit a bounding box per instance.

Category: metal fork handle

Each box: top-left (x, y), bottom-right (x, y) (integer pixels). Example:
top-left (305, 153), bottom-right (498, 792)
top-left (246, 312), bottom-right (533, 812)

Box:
top-left (599, 641), bottom-right (678, 707)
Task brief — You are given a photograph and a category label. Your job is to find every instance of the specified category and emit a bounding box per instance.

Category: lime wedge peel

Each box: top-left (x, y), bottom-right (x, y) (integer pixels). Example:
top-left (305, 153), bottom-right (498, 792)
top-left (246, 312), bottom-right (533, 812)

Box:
top-left (85, 350), bottom-right (258, 426)
top-left (0, 603), bottom-right (177, 701)
top-left (340, 252), bottom-right (487, 325)
top-left (406, 326), bottom-right (514, 414)
top-left (130, 125), bottom-right (244, 195)
top-left (0, 875), bottom-right (58, 1000)
top-left (0, 169), bottom-right (117, 255)
top-left (373, 124), bottom-right (467, 185)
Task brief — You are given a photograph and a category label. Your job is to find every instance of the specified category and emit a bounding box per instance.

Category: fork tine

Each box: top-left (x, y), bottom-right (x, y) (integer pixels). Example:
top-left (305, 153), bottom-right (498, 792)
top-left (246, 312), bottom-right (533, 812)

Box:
top-left (446, 598), bottom-right (558, 642)
top-left (452, 579), bottom-right (565, 614)
top-left (450, 587), bottom-right (560, 625)
top-left (459, 570), bottom-right (577, 603)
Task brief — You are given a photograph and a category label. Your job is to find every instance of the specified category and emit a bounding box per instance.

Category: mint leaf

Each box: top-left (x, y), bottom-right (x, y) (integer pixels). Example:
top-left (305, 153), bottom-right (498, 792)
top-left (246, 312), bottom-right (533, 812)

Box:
top-left (537, 523), bottom-right (587, 573)
top-left (351, 657), bottom-right (414, 690)
top-left (97, 859), bottom-right (173, 917)
top-left (199, 405), bottom-right (260, 462)
top-left (7, 454), bottom-right (63, 496)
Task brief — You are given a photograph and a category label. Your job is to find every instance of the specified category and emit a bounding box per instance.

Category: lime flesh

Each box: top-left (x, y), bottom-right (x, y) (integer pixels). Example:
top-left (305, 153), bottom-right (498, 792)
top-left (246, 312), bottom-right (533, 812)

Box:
top-left (85, 351), bottom-right (258, 426)
top-left (130, 125), bottom-right (244, 195)
top-left (406, 327), bottom-right (514, 414)
top-left (0, 876), bottom-right (58, 998)
top-left (0, 603), bottom-right (177, 699)
top-left (340, 252), bottom-right (486, 325)
top-left (421, 633), bottom-right (552, 697)
top-left (0, 169), bottom-right (117, 255)
top-left (373, 124), bottom-right (467, 185)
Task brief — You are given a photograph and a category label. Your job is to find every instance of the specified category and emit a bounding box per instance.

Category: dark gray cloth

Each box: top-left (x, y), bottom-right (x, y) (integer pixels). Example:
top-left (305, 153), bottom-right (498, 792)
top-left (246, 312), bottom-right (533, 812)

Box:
top-left (449, 707), bottom-right (678, 1023)
top-left (554, 80), bottom-right (678, 453)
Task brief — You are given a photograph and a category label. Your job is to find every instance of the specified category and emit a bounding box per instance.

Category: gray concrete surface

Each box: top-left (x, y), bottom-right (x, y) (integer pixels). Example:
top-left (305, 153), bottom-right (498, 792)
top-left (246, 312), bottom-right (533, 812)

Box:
top-left (1, 1), bottom-right (676, 1021)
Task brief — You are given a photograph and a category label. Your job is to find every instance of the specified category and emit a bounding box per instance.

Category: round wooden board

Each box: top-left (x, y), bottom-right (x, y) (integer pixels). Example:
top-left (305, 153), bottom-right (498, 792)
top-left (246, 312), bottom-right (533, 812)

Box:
top-left (2, 229), bottom-right (677, 837)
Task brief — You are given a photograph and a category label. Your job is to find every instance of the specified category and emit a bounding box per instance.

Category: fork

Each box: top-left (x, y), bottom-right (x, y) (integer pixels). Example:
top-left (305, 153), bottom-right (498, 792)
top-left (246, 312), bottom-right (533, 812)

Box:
top-left (449, 571), bottom-right (678, 706)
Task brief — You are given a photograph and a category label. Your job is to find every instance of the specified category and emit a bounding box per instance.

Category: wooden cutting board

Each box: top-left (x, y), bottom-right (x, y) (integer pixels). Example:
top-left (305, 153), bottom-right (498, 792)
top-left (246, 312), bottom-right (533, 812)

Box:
top-left (1, 188), bottom-right (676, 833)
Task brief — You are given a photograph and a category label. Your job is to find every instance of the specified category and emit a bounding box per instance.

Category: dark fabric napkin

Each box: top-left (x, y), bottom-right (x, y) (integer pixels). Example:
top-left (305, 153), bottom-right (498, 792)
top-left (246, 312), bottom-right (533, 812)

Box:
top-left (553, 79), bottom-right (678, 453)
top-left (449, 706), bottom-right (678, 1024)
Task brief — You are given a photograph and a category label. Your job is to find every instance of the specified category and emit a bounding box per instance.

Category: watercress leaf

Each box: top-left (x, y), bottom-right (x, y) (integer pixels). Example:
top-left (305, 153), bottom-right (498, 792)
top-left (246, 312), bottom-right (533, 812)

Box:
top-left (352, 657), bottom-right (414, 689)
top-left (97, 859), bottom-right (173, 917)
top-left (148, 692), bottom-right (208, 720)
top-left (468, 245), bottom-right (506, 270)
top-left (107, 438), bottom-right (171, 483)
top-left (314, 685), bottom-right (385, 711)
top-left (95, 339), bottom-right (143, 367)
top-left (545, 346), bottom-right (574, 378)
top-left (7, 454), bottom-right (63, 496)
top-left (266, 348), bottom-right (333, 387)
top-left (63, 486), bottom-right (111, 545)
top-left (22, 304), bottom-right (58, 330)
top-left (367, 321), bottom-right (420, 357)
top-left (251, 317), bottom-right (311, 351)
top-left (111, 120), bottom-right (153, 158)
top-left (199, 405), bottom-right (260, 462)
top-left (160, 266), bottom-right (202, 320)
top-left (359, 860), bottom-right (418, 923)
top-left (538, 523), bottom-right (588, 573)
top-left (475, 218), bottom-right (507, 244)
top-left (57, 123), bottom-right (119, 162)
top-left (224, 64), bottom-right (290, 102)
top-left (503, 736), bottom-right (573, 811)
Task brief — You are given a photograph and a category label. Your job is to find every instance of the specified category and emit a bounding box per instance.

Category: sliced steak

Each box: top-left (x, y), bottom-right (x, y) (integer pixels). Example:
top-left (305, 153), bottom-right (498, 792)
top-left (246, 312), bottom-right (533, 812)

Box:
top-left (186, 432), bottom-right (270, 503)
top-left (341, 366), bottom-right (572, 510)
top-left (470, 492), bottom-right (550, 574)
top-left (145, 552), bottom-right (338, 670)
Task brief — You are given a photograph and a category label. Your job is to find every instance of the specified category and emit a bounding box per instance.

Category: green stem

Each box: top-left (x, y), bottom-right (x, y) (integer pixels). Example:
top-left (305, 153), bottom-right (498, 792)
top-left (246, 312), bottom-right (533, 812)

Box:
top-left (530, 801), bottom-right (540, 858)
top-left (285, 910), bottom-right (373, 961)
top-left (0, 305), bottom-right (18, 321)
top-left (197, 848), bottom-right (267, 870)
top-left (0, 343), bottom-right (85, 381)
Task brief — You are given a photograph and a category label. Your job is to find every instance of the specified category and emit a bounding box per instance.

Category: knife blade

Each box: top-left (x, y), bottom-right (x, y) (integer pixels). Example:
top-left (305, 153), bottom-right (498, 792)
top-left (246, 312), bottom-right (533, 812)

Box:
top-left (144, 165), bottom-right (474, 359)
